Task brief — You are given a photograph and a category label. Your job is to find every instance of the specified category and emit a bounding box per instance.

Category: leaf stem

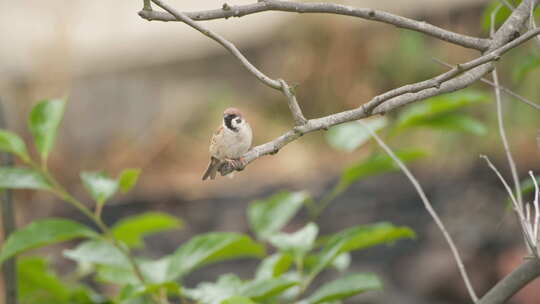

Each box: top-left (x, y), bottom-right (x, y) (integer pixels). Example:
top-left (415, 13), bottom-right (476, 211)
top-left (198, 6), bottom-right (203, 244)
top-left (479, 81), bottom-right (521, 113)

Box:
top-left (29, 161), bottom-right (149, 288)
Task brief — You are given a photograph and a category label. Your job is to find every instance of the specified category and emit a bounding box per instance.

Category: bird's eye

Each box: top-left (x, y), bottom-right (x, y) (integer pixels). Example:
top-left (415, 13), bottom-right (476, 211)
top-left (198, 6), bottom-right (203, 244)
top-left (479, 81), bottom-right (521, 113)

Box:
top-left (235, 118), bottom-right (242, 124)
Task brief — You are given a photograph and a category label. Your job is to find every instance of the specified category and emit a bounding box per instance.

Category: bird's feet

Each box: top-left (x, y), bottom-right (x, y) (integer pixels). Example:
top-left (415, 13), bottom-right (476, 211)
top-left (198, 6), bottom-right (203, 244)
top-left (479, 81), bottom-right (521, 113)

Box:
top-left (219, 157), bottom-right (246, 175)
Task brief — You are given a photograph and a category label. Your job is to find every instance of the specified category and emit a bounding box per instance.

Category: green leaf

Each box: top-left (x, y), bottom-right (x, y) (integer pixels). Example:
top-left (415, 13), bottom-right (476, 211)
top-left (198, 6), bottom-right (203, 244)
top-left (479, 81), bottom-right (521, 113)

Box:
top-left (117, 281), bottom-right (180, 303)
top-left (397, 90), bottom-right (489, 130)
top-left (184, 274), bottom-right (244, 304)
top-left (118, 168), bottom-right (141, 193)
top-left (97, 257), bottom-right (172, 285)
top-left (481, 1), bottom-right (513, 32)
top-left (221, 296), bottom-right (257, 304)
top-left (325, 118), bottom-right (387, 152)
top-left (80, 171), bottom-right (118, 206)
top-left (337, 150), bottom-right (426, 192)
top-left (310, 222), bottom-right (414, 277)
top-left (0, 130), bottom-right (30, 163)
top-left (242, 278), bottom-right (297, 301)
top-left (303, 273), bottom-right (382, 304)
top-left (17, 256), bottom-right (70, 303)
top-left (63, 239), bottom-right (129, 268)
top-left (403, 113), bottom-right (487, 135)
top-left (0, 167), bottom-right (52, 190)
top-left (248, 191), bottom-right (308, 240)
top-left (167, 232), bottom-right (264, 280)
top-left (112, 212), bottom-right (183, 249)
top-left (17, 256), bottom-right (99, 304)
top-left (268, 222), bottom-right (318, 256)
top-left (0, 219), bottom-right (97, 265)
top-left (512, 52), bottom-right (540, 83)
top-left (255, 253), bottom-right (293, 280)
top-left (28, 99), bottom-right (65, 161)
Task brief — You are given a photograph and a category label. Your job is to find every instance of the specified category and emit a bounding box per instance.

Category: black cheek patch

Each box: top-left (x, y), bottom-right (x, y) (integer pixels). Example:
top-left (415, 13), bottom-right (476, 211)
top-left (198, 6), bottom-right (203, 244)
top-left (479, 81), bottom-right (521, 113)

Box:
top-left (224, 114), bottom-right (238, 132)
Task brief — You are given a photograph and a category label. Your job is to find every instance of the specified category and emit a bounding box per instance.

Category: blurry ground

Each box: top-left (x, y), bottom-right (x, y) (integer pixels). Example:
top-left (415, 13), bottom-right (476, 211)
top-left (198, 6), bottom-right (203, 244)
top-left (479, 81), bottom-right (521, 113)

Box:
top-left (1, 0), bottom-right (540, 303)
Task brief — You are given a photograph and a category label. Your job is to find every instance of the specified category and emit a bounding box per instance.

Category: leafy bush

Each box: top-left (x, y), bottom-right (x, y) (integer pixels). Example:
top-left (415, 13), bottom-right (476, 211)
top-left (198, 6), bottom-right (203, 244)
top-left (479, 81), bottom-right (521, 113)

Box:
top-left (0, 90), bottom-right (488, 303)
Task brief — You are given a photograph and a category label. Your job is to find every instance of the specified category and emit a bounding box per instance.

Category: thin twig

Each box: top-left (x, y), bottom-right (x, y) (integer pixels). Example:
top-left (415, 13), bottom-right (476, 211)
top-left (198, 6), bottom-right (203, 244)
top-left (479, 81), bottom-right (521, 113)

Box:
top-left (433, 58), bottom-right (540, 111)
top-left (530, 171), bottom-right (540, 246)
top-left (139, 0), bottom-right (490, 51)
top-left (278, 79), bottom-right (307, 126)
top-left (149, 0), bottom-right (281, 89)
top-left (480, 155), bottom-right (537, 256)
top-left (499, 0), bottom-right (515, 10)
top-left (359, 120), bottom-right (478, 303)
top-left (492, 69), bottom-right (523, 220)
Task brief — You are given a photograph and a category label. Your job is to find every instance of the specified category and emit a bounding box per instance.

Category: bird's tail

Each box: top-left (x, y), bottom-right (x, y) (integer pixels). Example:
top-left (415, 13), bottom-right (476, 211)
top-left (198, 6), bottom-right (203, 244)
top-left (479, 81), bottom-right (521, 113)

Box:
top-left (202, 157), bottom-right (220, 180)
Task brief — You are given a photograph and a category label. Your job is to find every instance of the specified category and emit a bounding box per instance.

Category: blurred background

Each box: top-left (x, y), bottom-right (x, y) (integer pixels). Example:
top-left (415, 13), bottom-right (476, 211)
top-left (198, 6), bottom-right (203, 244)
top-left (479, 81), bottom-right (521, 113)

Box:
top-left (1, 0), bottom-right (540, 303)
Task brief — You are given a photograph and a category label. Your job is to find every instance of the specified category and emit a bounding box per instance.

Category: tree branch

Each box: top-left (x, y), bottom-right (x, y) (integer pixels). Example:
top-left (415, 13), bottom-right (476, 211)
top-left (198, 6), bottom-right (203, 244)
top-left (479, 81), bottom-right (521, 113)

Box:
top-left (141, 0), bottom-right (539, 177)
top-left (278, 79), bottom-right (307, 126)
top-left (220, 27), bottom-right (540, 174)
top-left (139, 0), bottom-right (490, 51)
top-left (433, 58), bottom-right (540, 111)
top-left (478, 258), bottom-right (540, 304)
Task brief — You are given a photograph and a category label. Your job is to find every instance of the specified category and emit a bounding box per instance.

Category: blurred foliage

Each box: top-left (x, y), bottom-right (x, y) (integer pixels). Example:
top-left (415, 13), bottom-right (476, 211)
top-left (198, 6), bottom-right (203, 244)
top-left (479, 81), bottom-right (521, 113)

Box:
top-left (373, 30), bottom-right (437, 88)
top-left (512, 52), bottom-right (540, 83)
top-left (396, 90), bottom-right (489, 135)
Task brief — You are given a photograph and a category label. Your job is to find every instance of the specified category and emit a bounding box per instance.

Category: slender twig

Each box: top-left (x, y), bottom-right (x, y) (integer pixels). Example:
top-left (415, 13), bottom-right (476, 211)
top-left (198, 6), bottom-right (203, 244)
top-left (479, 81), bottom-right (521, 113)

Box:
top-left (480, 155), bottom-right (537, 257)
top-left (139, 0), bottom-right (490, 51)
top-left (359, 120), bottom-right (478, 303)
top-left (478, 258), bottom-right (540, 304)
top-left (492, 69), bottom-right (524, 221)
top-left (149, 0), bottom-right (281, 89)
top-left (432, 58), bottom-right (540, 111)
top-left (278, 79), bottom-right (307, 126)
top-left (0, 99), bottom-right (17, 304)
top-left (499, 0), bottom-right (515, 10)
top-left (490, 6), bottom-right (525, 232)
top-left (530, 171), bottom-right (539, 245)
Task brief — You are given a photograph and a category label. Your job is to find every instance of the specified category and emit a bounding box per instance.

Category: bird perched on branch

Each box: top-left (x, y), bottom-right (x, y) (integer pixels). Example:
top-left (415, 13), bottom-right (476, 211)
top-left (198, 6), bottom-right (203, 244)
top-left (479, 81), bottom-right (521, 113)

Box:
top-left (202, 108), bottom-right (252, 180)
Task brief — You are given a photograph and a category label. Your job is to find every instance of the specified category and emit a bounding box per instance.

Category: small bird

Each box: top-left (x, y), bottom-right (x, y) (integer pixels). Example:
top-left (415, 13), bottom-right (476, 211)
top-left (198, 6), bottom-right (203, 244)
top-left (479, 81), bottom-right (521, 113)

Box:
top-left (202, 108), bottom-right (252, 180)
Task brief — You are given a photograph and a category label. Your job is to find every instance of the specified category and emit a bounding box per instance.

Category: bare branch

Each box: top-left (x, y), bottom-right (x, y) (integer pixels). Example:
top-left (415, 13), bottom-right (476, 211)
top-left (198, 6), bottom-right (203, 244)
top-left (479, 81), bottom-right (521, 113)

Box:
top-left (139, 0), bottom-right (490, 51)
top-left (149, 0), bottom-right (282, 90)
top-left (478, 258), bottom-right (540, 304)
top-left (143, 0), bottom-right (539, 178)
top-left (433, 58), bottom-right (540, 111)
top-left (219, 27), bottom-right (540, 174)
top-left (278, 79), bottom-right (307, 126)
top-left (360, 120), bottom-right (479, 303)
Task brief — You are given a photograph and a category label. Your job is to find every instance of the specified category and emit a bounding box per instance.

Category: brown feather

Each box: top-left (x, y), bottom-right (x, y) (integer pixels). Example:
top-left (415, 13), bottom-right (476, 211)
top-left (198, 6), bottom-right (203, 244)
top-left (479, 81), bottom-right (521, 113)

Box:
top-left (202, 157), bottom-right (221, 180)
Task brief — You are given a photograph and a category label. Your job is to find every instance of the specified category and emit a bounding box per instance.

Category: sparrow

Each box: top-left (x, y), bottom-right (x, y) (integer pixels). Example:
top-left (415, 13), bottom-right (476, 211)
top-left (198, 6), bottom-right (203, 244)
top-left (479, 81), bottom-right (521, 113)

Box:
top-left (202, 107), bottom-right (252, 180)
